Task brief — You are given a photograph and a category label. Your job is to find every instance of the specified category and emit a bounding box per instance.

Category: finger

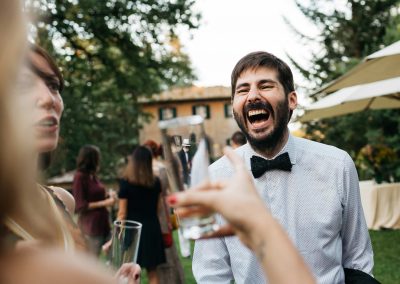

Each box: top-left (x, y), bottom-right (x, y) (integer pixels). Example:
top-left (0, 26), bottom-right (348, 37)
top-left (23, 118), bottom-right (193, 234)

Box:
top-left (223, 147), bottom-right (247, 171)
top-left (117, 263), bottom-right (141, 277)
top-left (200, 225), bottom-right (235, 239)
top-left (175, 206), bottom-right (213, 218)
top-left (187, 180), bottom-right (226, 192)
top-left (168, 189), bottom-right (219, 208)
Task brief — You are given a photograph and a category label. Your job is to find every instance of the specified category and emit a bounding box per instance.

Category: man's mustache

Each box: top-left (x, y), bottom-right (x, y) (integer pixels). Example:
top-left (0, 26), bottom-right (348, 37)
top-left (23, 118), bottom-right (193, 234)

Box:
top-left (244, 101), bottom-right (273, 115)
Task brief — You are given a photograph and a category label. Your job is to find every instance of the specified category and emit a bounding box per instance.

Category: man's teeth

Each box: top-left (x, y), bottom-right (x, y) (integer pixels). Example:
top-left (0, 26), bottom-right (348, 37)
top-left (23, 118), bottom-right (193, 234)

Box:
top-left (248, 109), bottom-right (267, 117)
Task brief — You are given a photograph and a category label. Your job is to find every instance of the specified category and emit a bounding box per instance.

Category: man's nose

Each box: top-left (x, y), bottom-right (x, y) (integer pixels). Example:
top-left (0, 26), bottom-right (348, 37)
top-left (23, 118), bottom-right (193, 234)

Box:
top-left (247, 86), bottom-right (262, 102)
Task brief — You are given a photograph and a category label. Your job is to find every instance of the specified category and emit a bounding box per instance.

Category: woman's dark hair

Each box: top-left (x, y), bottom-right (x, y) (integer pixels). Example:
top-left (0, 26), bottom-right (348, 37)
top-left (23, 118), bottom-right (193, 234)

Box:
top-left (30, 44), bottom-right (64, 170)
top-left (28, 44), bottom-right (64, 93)
top-left (76, 145), bottom-right (100, 174)
top-left (123, 146), bottom-right (154, 187)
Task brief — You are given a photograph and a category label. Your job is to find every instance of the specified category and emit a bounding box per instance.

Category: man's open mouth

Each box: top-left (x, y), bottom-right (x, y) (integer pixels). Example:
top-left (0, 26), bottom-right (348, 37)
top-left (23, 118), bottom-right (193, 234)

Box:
top-left (247, 109), bottom-right (270, 125)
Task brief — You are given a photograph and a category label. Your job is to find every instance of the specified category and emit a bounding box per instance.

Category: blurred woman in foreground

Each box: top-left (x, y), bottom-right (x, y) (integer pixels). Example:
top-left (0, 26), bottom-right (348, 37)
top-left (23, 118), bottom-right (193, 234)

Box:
top-left (1, 41), bottom-right (91, 251)
top-left (168, 147), bottom-right (316, 284)
top-left (0, 1), bottom-right (140, 283)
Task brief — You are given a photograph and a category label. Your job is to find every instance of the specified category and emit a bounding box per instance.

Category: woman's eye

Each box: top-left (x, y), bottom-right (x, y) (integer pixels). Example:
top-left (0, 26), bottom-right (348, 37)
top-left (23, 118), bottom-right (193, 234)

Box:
top-left (47, 82), bottom-right (60, 93)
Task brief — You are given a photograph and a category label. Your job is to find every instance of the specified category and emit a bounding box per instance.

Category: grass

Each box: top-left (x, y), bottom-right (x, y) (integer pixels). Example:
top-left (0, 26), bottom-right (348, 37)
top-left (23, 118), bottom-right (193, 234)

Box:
top-left (370, 229), bottom-right (400, 284)
top-left (140, 231), bottom-right (196, 284)
top-left (133, 230), bottom-right (400, 284)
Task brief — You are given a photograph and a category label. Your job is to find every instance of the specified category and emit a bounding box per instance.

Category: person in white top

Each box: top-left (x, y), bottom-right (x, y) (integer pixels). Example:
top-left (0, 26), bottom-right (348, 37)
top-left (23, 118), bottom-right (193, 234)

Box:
top-left (190, 51), bottom-right (375, 284)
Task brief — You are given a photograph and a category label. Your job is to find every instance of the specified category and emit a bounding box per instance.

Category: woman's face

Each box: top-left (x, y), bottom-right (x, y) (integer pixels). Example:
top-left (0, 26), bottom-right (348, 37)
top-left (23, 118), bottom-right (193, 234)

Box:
top-left (19, 52), bottom-right (64, 153)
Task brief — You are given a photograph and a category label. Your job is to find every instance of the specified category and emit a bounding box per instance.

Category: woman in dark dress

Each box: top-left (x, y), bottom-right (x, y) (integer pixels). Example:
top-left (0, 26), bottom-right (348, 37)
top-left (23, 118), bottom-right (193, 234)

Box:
top-left (72, 145), bottom-right (116, 256)
top-left (117, 146), bottom-right (166, 284)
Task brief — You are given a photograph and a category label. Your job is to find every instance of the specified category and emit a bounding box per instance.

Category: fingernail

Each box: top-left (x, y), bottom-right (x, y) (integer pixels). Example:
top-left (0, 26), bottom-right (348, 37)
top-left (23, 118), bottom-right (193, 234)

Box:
top-left (167, 194), bottom-right (177, 205)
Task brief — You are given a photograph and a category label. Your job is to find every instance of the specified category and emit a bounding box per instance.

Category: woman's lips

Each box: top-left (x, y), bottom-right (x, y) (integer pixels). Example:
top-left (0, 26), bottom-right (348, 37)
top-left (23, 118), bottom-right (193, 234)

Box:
top-left (34, 117), bottom-right (59, 133)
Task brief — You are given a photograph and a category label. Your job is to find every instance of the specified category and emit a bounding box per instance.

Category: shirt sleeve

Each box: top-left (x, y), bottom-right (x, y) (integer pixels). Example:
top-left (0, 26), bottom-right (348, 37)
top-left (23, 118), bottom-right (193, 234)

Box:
top-left (72, 172), bottom-right (89, 213)
top-left (192, 238), bottom-right (234, 283)
top-left (118, 180), bottom-right (128, 199)
top-left (341, 153), bottom-right (374, 274)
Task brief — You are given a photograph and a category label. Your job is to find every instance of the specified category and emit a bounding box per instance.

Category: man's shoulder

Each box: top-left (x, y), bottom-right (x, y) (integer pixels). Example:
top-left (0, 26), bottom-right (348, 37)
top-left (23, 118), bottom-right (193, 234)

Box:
top-left (209, 146), bottom-right (247, 177)
top-left (294, 136), bottom-right (350, 162)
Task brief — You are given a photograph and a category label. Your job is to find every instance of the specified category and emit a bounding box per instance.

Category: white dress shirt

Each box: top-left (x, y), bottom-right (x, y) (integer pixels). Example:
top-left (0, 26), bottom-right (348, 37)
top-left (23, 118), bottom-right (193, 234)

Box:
top-left (193, 134), bottom-right (373, 284)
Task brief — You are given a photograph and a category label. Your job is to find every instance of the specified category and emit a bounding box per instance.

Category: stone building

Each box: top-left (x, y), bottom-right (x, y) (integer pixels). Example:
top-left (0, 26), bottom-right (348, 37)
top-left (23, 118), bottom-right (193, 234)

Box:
top-left (139, 85), bottom-right (239, 158)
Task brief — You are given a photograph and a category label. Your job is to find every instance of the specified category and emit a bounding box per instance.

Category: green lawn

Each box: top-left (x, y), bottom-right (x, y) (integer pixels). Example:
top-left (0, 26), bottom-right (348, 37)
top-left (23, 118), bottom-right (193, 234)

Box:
top-left (370, 230), bottom-right (400, 284)
top-left (141, 230), bottom-right (400, 283)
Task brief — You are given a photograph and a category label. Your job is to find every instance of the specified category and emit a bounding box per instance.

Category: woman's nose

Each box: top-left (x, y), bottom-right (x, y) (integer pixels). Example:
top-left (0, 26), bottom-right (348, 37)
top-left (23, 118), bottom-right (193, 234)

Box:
top-left (36, 84), bottom-right (55, 109)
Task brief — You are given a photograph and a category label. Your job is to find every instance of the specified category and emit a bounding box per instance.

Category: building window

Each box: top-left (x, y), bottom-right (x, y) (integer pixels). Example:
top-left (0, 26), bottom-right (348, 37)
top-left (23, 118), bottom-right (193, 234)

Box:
top-left (224, 103), bottom-right (232, 118)
top-left (192, 105), bottom-right (210, 119)
top-left (159, 107), bottom-right (176, 120)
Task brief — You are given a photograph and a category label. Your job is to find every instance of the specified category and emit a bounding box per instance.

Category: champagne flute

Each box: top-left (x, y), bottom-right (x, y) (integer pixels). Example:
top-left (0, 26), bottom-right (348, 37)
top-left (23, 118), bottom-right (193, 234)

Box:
top-left (111, 220), bottom-right (142, 269)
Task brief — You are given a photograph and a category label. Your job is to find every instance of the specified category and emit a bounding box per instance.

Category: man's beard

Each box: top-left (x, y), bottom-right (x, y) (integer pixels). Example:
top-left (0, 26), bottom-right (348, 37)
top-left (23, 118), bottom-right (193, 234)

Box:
top-left (233, 97), bottom-right (290, 153)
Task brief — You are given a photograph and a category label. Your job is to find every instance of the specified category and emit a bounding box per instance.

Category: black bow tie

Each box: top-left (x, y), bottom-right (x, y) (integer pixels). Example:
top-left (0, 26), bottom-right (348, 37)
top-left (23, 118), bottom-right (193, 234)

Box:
top-left (250, 152), bottom-right (292, 178)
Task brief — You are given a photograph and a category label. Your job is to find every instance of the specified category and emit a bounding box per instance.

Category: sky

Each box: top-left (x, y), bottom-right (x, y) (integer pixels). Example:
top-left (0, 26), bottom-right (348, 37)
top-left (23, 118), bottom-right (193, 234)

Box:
top-left (178, 0), bottom-right (321, 108)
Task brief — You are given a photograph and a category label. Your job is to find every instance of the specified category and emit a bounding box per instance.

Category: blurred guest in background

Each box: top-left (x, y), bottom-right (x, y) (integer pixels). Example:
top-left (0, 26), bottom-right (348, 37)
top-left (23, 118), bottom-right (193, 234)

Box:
top-left (143, 139), bottom-right (185, 284)
top-left (72, 145), bottom-right (115, 256)
top-left (178, 138), bottom-right (192, 185)
top-left (230, 130), bottom-right (247, 149)
top-left (118, 146), bottom-right (166, 284)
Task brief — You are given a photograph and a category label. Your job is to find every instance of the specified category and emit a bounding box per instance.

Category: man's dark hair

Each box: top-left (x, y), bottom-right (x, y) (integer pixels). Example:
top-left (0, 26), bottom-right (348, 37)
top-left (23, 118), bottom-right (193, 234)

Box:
top-left (231, 131), bottom-right (246, 146)
top-left (231, 51), bottom-right (294, 99)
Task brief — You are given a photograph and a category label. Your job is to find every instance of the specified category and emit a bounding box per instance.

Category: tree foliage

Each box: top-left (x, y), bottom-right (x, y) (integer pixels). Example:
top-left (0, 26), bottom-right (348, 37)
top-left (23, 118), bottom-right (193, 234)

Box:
top-left (288, 0), bottom-right (400, 182)
top-left (26, 0), bottom-right (200, 179)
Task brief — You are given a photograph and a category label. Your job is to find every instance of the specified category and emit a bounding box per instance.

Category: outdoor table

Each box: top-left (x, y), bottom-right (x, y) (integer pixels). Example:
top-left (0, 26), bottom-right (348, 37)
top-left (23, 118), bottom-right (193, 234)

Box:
top-left (359, 180), bottom-right (400, 230)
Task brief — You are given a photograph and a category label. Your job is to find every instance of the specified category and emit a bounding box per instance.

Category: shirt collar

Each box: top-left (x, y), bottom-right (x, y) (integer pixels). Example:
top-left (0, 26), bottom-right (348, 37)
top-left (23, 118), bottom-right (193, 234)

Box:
top-left (243, 133), bottom-right (297, 165)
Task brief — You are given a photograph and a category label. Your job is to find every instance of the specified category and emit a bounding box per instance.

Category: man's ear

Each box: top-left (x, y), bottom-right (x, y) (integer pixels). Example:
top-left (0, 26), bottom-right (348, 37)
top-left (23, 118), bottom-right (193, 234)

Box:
top-left (288, 91), bottom-right (298, 111)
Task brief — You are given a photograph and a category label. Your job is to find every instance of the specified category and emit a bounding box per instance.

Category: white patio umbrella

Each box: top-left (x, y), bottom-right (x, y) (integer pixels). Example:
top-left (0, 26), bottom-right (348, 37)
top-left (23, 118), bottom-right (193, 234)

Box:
top-left (317, 40), bottom-right (400, 94)
top-left (298, 77), bottom-right (400, 122)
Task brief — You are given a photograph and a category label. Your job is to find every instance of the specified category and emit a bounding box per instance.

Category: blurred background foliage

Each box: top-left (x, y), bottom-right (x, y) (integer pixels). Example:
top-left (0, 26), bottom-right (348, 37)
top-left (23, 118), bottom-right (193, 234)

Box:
top-left (26, 0), bottom-right (200, 179)
top-left (26, 0), bottom-right (400, 182)
top-left (287, 0), bottom-right (400, 182)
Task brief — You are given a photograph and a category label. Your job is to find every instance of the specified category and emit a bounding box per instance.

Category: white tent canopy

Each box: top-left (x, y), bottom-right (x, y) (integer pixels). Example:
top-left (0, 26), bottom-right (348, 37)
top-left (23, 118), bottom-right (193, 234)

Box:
top-left (298, 77), bottom-right (400, 122)
top-left (317, 40), bottom-right (400, 94)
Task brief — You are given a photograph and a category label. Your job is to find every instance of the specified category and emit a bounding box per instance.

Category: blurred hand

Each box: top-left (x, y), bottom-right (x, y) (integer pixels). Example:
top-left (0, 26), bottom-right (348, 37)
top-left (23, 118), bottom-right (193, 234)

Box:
top-left (104, 197), bottom-right (116, 207)
top-left (114, 263), bottom-right (141, 284)
top-left (101, 239), bottom-right (112, 254)
top-left (167, 147), bottom-right (270, 249)
top-left (108, 189), bottom-right (117, 200)
top-left (15, 240), bottom-right (42, 252)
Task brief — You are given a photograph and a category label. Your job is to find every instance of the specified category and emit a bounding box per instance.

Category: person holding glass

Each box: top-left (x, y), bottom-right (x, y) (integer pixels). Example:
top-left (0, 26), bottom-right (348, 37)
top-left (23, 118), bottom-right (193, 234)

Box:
top-left (72, 145), bottom-right (116, 256)
top-left (117, 146), bottom-right (166, 284)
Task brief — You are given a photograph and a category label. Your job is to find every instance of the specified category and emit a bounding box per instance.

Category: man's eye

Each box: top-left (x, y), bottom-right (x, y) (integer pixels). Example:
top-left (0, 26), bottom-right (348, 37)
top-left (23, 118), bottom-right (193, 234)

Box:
top-left (260, 85), bottom-right (273, 90)
top-left (236, 89), bottom-right (248, 95)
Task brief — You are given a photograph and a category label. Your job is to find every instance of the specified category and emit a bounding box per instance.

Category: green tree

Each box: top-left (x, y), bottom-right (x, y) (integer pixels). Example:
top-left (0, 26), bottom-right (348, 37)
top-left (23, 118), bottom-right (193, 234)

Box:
top-left (287, 0), bottom-right (400, 182)
top-left (26, 0), bottom-right (200, 179)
